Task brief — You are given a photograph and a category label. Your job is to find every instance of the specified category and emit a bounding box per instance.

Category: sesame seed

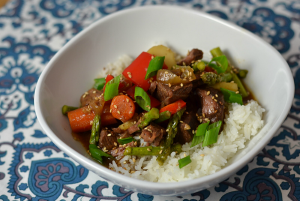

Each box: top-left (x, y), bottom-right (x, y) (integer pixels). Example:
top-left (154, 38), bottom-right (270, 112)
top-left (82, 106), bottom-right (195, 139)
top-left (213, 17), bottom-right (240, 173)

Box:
top-left (117, 111), bottom-right (120, 114)
top-left (236, 91), bottom-right (239, 94)
top-left (207, 91), bottom-right (210, 95)
top-left (180, 121), bottom-right (183, 123)
top-left (202, 113), bottom-right (205, 118)
top-left (165, 71), bottom-right (168, 74)
top-left (214, 99), bottom-right (217, 102)
top-left (215, 94), bottom-right (218, 97)
top-left (205, 118), bottom-right (209, 122)
top-left (200, 154), bottom-right (205, 157)
top-left (114, 105), bottom-right (117, 108)
top-left (168, 83), bottom-right (171, 87)
top-left (123, 161), bottom-right (127, 164)
top-left (159, 150), bottom-right (163, 154)
top-left (115, 149), bottom-right (118, 153)
top-left (151, 55), bottom-right (154, 59)
top-left (134, 141), bottom-right (137, 146)
top-left (110, 109), bottom-right (112, 113)
top-left (129, 111), bottom-right (132, 114)
top-left (93, 91), bottom-right (96, 94)
top-left (180, 83), bottom-right (183, 87)
top-left (192, 130), bottom-right (195, 134)
top-left (126, 98), bottom-right (129, 102)
top-left (184, 153), bottom-right (186, 157)
top-left (147, 148), bottom-right (151, 152)
top-left (107, 134), bottom-right (112, 136)
top-left (132, 158), bottom-right (136, 163)
top-left (90, 120), bottom-right (93, 125)
top-left (184, 124), bottom-right (191, 130)
top-left (128, 74), bottom-right (132, 78)
top-left (114, 142), bottom-right (117, 146)
top-left (166, 129), bottom-right (169, 132)
top-left (131, 171), bottom-right (135, 173)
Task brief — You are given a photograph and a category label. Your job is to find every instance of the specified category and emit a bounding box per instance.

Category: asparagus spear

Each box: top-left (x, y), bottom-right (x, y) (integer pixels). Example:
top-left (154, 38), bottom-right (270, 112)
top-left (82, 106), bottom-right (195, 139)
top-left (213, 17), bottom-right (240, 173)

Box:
top-left (210, 47), bottom-right (249, 97)
top-left (201, 72), bottom-right (232, 85)
top-left (238, 69), bottom-right (248, 78)
top-left (138, 108), bottom-right (160, 129)
top-left (154, 111), bottom-right (171, 123)
top-left (89, 144), bottom-right (113, 164)
top-left (89, 114), bottom-right (100, 145)
top-left (62, 105), bottom-right (78, 115)
top-left (88, 115), bottom-right (113, 163)
top-left (156, 108), bottom-right (186, 165)
top-left (124, 144), bottom-right (182, 156)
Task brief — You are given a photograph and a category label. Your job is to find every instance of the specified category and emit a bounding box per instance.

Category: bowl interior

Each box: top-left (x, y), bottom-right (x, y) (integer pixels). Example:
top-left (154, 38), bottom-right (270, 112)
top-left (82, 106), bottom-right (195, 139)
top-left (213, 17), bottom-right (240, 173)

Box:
top-left (35, 6), bottom-right (294, 195)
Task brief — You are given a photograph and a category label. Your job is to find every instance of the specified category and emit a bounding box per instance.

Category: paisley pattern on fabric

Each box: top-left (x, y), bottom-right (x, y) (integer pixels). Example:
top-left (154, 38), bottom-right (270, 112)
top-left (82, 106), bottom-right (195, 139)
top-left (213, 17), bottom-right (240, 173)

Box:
top-left (0, 0), bottom-right (299, 200)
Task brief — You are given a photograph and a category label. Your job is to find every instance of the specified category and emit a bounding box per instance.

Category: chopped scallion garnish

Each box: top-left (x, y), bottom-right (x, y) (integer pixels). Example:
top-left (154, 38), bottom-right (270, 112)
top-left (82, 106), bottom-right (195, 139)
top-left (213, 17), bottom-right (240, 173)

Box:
top-left (134, 86), bottom-right (151, 111)
top-left (104, 75), bottom-right (121, 101)
top-left (145, 56), bottom-right (165, 80)
top-left (220, 88), bottom-right (243, 105)
top-left (202, 121), bottom-right (222, 147)
top-left (178, 155), bottom-right (191, 169)
top-left (190, 121), bottom-right (210, 147)
top-left (117, 137), bottom-right (135, 145)
top-left (93, 78), bottom-right (106, 90)
top-left (208, 55), bottom-right (228, 73)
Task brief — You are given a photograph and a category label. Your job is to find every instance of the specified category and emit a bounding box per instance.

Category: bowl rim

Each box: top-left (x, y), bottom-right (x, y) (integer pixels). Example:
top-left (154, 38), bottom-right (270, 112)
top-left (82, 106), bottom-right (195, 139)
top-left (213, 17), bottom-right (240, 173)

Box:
top-left (34, 5), bottom-right (295, 192)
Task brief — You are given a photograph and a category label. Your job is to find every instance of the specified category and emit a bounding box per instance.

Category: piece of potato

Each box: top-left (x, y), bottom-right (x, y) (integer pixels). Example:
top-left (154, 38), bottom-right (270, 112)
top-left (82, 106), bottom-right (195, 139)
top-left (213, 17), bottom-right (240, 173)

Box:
top-left (211, 82), bottom-right (238, 92)
top-left (147, 45), bottom-right (176, 69)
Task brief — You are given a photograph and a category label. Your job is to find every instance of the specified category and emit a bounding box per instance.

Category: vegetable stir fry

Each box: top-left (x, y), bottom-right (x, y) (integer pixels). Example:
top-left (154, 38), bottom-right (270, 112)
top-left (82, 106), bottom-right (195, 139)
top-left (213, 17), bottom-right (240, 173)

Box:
top-left (63, 45), bottom-right (251, 169)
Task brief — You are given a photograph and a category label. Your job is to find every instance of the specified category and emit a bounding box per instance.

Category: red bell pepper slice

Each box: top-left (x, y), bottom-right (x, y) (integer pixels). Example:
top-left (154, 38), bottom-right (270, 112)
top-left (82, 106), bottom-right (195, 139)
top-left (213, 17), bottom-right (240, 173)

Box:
top-left (122, 52), bottom-right (168, 91)
top-left (159, 99), bottom-right (186, 114)
top-left (126, 85), bottom-right (160, 109)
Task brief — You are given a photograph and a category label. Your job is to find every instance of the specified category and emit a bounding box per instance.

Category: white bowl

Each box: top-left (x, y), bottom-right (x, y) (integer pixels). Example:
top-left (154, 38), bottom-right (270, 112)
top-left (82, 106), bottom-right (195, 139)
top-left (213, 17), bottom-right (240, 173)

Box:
top-left (34, 6), bottom-right (294, 196)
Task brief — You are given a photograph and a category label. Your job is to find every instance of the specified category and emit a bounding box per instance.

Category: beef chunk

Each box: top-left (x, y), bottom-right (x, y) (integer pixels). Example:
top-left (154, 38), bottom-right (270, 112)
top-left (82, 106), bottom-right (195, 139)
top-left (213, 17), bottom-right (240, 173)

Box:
top-left (149, 81), bottom-right (157, 95)
top-left (140, 123), bottom-right (166, 146)
top-left (99, 129), bottom-right (118, 151)
top-left (175, 110), bottom-right (199, 144)
top-left (80, 88), bottom-right (103, 106)
top-left (177, 49), bottom-right (203, 66)
top-left (192, 71), bottom-right (204, 89)
top-left (112, 127), bottom-right (130, 139)
top-left (197, 87), bottom-right (225, 124)
top-left (156, 82), bottom-right (193, 106)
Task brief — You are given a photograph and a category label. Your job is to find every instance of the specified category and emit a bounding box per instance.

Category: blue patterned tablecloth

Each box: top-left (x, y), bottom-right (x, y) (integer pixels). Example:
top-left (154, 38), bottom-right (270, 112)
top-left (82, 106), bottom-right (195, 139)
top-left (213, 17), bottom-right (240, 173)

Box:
top-left (0, 0), bottom-right (299, 200)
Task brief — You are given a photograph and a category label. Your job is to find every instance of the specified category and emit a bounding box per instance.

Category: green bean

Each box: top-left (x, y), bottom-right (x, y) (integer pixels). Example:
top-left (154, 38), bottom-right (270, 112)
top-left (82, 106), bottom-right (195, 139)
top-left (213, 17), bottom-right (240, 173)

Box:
top-left (62, 105), bottom-right (78, 115)
top-left (156, 108), bottom-right (185, 165)
top-left (89, 114), bottom-right (100, 145)
top-left (124, 144), bottom-right (182, 156)
top-left (154, 111), bottom-right (171, 123)
top-left (89, 144), bottom-right (112, 164)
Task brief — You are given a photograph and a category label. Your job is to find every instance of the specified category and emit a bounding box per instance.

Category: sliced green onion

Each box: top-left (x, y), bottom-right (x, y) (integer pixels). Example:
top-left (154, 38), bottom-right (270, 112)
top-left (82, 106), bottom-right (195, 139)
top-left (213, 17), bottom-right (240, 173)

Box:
top-left (93, 78), bottom-right (106, 90)
top-left (202, 121), bottom-right (222, 147)
top-left (89, 144), bottom-right (113, 164)
top-left (210, 47), bottom-right (223, 58)
top-left (190, 121), bottom-right (210, 147)
top-left (117, 137), bottom-right (135, 145)
top-left (208, 55), bottom-right (228, 74)
top-left (145, 56), bottom-right (165, 80)
top-left (134, 86), bottom-right (151, 111)
top-left (220, 88), bottom-right (243, 105)
top-left (178, 155), bottom-right (191, 169)
top-left (62, 105), bottom-right (78, 115)
top-left (154, 111), bottom-right (171, 123)
top-left (104, 75), bottom-right (120, 101)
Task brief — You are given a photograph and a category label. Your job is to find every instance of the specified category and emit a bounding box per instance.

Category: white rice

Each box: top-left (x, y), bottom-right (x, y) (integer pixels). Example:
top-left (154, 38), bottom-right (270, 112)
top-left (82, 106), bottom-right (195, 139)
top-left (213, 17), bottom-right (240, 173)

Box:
top-left (102, 55), bottom-right (265, 182)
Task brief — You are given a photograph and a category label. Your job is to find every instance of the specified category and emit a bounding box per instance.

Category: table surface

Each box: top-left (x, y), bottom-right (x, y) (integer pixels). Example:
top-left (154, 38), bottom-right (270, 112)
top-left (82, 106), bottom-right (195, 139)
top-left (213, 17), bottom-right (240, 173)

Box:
top-left (0, 0), bottom-right (299, 200)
